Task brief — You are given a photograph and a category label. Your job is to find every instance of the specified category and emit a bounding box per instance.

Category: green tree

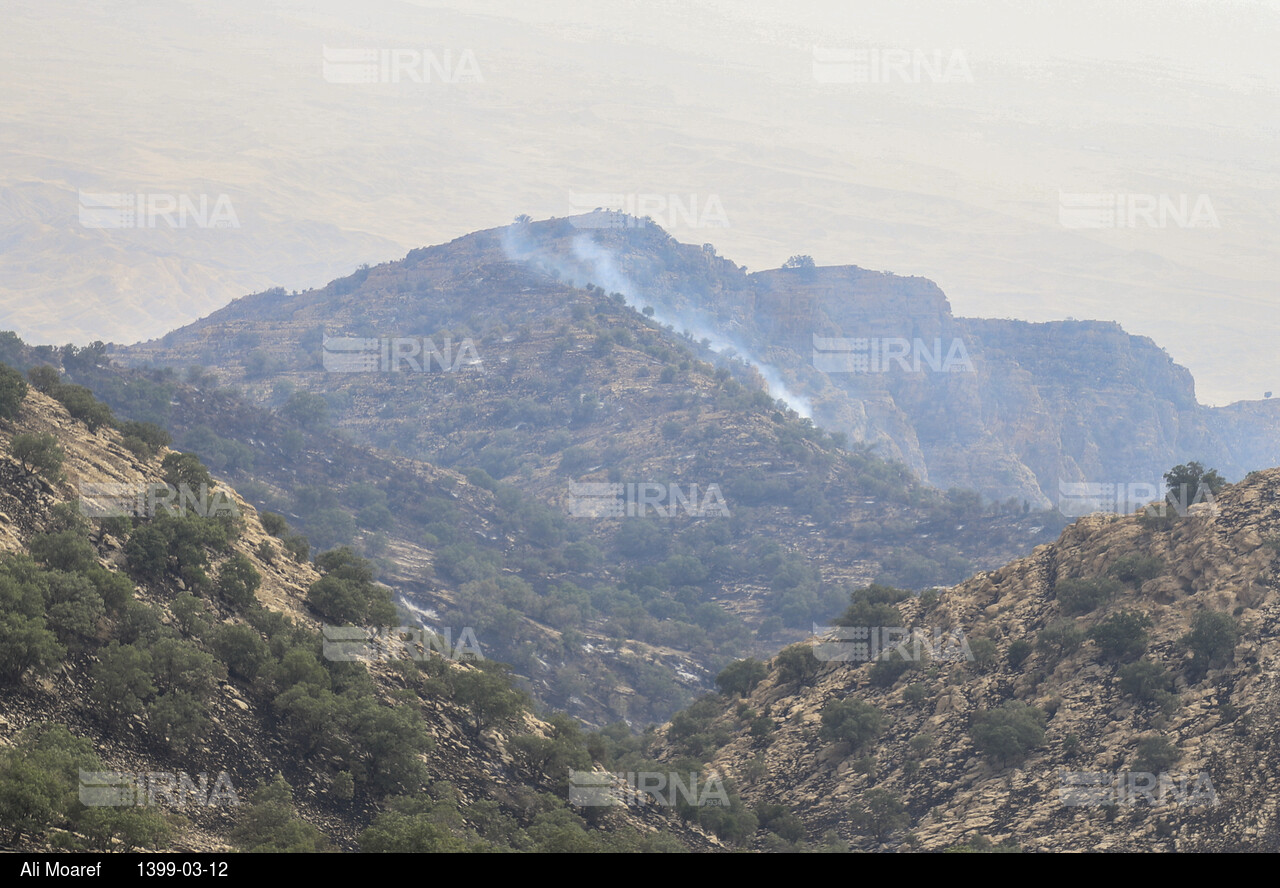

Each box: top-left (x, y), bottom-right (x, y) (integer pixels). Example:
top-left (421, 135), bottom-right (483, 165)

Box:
top-left (0, 723), bottom-right (99, 843)
top-left (1118, 660), bottom-right (1177, 708)
top-left (848, 788), bottom-right (909, 842)
top-left (30, 530), bottom-right (97, 573)
top-left (0, 612), bottom-right (64, 685)
top-left (1088, 610), bottom-right (1152, 662)
top-left (1163, 461), bottom-right (1226, 505)
top-left (118, 420), bottom-right (172, 460)
top-left (211, 623), bottom-right (271, 682)
top-left (147, 690), bottom-right (209, 754)
top-left (1055, 577), bottom-right (1120, 615)
top-left (819, 698), bottom-right (884, 751)
top-left (1007, 638), bottom-right (1034, 669)
top-left (50, 384), bottom-right (114, 432)
top-left (1037, 621), bottom-right (1084, 664)
top-left (716, 658), bottom-right (767, 697)
top-left (1132, 735), bottom-right (1182, 773)
top-left (171, 591), bottom-right (211, 638)
top-left (11, 432), bottom-right (64, 479)
top-left (1183, 610), bottom-right (1237, 669)
top-left (26, 365), bottom-right (61, 393)
top-left (161, 452), bottom-right (214, 494)
top-left (215, 553), bottom-right (261, 610)
top-left (259, 512), bottom-right (289, 537)
top-left (0, 363), bottom-right (28, 420)
top-left (90, 642), bottom-right (155, 730)
top-left (359, 811), bottom-right (470, 852)
top-left (969, 702), bottom-right (1046, 766)
top-left (774, 644), bottom-right (821, 685)
top-left (229, 774), bottom-right (329, 853)
top-left (451, 664), bottom-right (527, 734)
top-left (42, 571), bottom-right (105, 650)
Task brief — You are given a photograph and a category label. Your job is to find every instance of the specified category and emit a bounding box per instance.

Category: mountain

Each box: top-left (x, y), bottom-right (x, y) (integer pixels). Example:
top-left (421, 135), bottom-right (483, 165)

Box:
top-left (643, 466), bottom-right (1280, 851)
top-left (118, 215), bottom-right (1280, 512)
top-left (55, 221), bottom-right (1064, 728)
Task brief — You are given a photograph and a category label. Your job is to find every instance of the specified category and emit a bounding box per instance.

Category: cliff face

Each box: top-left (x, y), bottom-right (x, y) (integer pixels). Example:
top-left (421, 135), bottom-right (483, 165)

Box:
top-left (560, 227), bottom-right (1278, 508)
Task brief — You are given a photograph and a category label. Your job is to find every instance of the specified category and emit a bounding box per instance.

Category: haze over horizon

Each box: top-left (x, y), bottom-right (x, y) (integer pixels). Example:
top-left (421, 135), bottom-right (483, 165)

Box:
top-left (2, 0), bottom-right (1276, 405)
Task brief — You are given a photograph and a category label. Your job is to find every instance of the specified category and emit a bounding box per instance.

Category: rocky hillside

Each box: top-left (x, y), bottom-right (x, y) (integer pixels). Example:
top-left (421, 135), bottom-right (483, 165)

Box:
top-left (644, 466), bottom-right (1280, 851)
top-left (0, 381), bottom-right (727, 852)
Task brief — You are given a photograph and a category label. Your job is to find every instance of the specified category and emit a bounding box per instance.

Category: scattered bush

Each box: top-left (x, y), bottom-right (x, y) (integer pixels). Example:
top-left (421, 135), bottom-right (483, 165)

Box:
top-left (969, 701), bottom-right (1046, 766)
top-left (716, 658), bottom-right (767, 697)
top-left (1055, 577), bottom-right (1120, 615)
top-left (1088, 610), bottom-right (1152, 662)
top-left (819, 698), bottom-right (884, 751)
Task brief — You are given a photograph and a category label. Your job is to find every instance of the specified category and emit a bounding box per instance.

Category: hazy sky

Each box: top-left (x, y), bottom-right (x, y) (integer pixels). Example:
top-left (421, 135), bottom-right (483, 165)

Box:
top-left (2, 0), bottom-right (1276, 404)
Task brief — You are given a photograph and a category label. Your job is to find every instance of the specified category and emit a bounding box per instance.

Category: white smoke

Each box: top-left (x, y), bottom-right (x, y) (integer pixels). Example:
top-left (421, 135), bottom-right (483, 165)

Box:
top-left (500, 222), bottom-right (812, 418)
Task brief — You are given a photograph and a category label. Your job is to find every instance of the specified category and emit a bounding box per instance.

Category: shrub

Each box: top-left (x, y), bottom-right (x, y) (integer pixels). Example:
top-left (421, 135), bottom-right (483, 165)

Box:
top-left (11, 432), bottom-right (64, 479)
top-left (1183, 610), bottom-right (1237, 668)
top-left (26, 365), bottom-right (61, 393)
top-left (1132, 735), bottom-right (1181, 773)
top-left (818, 698), bottom-right (884, 750)
top-left (716, 658), bottom-right (767, 697)
top-left (969, 702), bottom-right (1046, 765)
top-left (215, 554), bottom-right (261, 610)
top-left (774, 644), bottom-right (820, 685)
top-left (848, 788), bottom-right (909, 842)
top-left (211, 623), bottom-right (270, 682)
top-left (0, 363), bottom-right (27, 420)
top-left (1088, 610), bottom-right (1152, 662)
top-left (1108, 555), bottom-right (1165, 586)
top-left (1037, 621), bottom-right (1085, 664)
top-left (1055, 577), bottom-right (1120, 615)
top-left (1007, 639), bottom-right (1034, 669)
top-left (230, 774), bottom-right (329, 853)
